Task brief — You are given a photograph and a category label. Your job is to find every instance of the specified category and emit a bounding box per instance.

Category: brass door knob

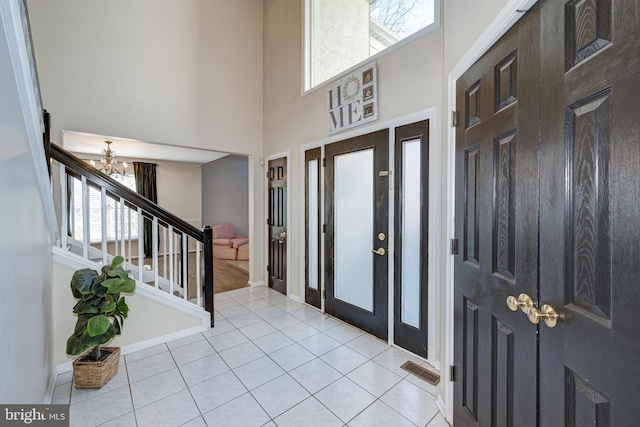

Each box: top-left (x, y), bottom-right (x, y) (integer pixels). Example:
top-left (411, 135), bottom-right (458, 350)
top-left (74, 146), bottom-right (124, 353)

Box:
top-left (528, 304), bottom-right (558, 328)
top-left (506, 293), bottom-right (533, 314)
top-left (371, 247), bottom-right (386, 256)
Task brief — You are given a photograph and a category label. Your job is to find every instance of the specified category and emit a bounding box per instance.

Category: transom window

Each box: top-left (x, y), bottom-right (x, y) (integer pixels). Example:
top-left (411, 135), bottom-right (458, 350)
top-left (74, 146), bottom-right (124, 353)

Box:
top-left (305, 0), bottom-right (436, 90)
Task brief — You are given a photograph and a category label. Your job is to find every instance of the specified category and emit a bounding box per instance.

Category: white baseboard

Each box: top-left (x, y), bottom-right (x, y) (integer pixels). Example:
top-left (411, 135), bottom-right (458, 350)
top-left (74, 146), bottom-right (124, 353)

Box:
top-left (248, 281), bottom-right (265, 287)
top-left (44, 370), bottom-right (57, 404)
top-left (53, 325), bottom-right (207, 374)
top-left (289, 294), bottom-right (302, 303)
top-left (120, 325), bottom-right (206, 356)
top-left (436, 396), bottom-right (450, 425)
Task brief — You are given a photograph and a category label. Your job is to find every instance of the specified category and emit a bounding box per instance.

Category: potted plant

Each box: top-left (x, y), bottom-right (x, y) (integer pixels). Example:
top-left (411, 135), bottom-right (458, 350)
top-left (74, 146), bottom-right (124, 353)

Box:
top-left (66, 255), bottom-right (135, 389)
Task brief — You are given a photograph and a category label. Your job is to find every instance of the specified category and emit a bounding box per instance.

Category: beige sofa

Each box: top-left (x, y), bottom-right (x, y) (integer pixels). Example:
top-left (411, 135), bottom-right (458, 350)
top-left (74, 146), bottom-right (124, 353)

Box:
top-left (212, 223), bottom-right (249, 260)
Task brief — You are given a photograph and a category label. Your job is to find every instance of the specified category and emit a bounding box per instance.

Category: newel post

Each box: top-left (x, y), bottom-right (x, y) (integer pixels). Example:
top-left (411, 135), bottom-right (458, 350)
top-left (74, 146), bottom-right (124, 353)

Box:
top-left (43, 109), bottom-right (51, 178)
top-left (203, 225), bottom-right (214, 327)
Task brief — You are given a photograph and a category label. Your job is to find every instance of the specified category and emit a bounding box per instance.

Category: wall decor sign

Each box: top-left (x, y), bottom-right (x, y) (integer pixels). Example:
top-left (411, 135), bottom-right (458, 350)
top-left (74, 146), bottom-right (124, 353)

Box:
top-left (327, 63), bottom-right (377, 135)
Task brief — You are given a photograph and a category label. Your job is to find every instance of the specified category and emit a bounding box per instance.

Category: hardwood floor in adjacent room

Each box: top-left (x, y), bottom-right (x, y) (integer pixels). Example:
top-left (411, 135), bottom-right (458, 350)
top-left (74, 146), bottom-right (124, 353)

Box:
top-left (143, 254), bottom-right (249, 298)
top-left (214, 258), bottom-right (249, 294)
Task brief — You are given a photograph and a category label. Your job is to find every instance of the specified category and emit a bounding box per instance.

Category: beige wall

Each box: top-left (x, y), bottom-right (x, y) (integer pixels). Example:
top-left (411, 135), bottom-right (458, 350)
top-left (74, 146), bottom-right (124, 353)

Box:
top-left (52, 263), bottom-right (204, 367)
top-left (27, 0), bottom-right (263, 155)
top-left (27, 0), bottom-right (265, 283)
top-left (155, 160), bottom-right (203, 226)
top-left (443, 0), bottom-right (510, 73)
top-left (263, 0), bottom-right (444, 303)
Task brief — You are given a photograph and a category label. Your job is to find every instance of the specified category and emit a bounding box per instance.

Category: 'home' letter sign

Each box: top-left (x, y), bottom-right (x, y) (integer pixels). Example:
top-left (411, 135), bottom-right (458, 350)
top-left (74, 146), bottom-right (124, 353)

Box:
top-left (327, 63), bottom-right (377, 135)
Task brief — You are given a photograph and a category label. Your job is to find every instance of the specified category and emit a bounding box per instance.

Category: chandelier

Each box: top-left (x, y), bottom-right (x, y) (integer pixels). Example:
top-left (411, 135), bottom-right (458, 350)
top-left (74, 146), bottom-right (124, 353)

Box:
top-left (90, 140), bottom-right (127, 177)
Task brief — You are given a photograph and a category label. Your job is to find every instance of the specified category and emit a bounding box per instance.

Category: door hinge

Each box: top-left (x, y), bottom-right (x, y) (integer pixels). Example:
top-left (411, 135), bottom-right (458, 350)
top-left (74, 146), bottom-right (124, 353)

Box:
top-left (450, 365), bottom-right (457, 382)
top-left (451, 111), bottom-right (459, 128)
top-left (322, 289), bottom-right (326, 299)
top-left (267, 218), bottom-right (270, 225)
top-left (450, 238), bottom-right (459, 255)
top-left (267, 265), bottom-right (270, 273)
top-left (323, 158), bottom-right (326, 167)
top-left (322, 224), bottom-right (327, 233)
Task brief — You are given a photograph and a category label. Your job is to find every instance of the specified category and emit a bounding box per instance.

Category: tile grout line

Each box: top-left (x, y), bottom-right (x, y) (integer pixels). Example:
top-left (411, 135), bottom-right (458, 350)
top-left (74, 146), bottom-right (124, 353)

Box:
top-left (74, 285), bottom-right (439, 426)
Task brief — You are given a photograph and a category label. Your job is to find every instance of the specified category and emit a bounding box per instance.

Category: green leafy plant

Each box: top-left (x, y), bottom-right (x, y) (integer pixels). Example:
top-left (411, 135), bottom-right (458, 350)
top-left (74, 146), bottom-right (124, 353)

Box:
top-left (66, 256), bottom-right (135, 360)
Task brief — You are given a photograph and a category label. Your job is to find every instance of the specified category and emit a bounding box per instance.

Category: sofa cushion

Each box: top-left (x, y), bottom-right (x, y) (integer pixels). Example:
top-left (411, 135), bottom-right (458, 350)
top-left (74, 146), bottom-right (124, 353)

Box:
top-left (237, 244), bottom-right (249, 261)
top-left (231, 238), bottom-right (249, 249)
top-left (213, 245), bottom-right (237, 260)
top-left (212, 223), bottom-right (235, 239)
top-left (212, 238), bottom-right (233, 247)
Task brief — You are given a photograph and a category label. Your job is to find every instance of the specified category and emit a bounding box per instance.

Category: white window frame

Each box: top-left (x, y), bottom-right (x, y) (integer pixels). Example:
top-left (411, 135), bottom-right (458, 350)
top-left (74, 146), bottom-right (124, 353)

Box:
top-left (303, 0), bottom-right (441, 94)
top-left (70, 174), bottom-right (139, 243)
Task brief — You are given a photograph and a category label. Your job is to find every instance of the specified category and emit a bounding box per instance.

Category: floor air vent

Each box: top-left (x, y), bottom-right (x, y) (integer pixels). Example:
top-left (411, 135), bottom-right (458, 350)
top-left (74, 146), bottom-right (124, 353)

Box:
top-left (400, 361), bottom-right (440, 386)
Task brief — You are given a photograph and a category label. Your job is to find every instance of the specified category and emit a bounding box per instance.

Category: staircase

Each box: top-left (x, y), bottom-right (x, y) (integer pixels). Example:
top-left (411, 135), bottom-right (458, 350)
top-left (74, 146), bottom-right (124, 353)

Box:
top-left (49, 143), bottom-right (215, 326)
top-left (8, 0), bottom-right (214, 326)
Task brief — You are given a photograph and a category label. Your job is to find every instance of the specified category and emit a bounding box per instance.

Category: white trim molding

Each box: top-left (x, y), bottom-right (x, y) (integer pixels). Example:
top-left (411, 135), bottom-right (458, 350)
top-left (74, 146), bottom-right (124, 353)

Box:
top-left (442, 0), bottom-right (538, 422)
top-left (54, 325), bottom-right (206, 374)
top-left (248, 280), bottom-right (265, 287)
top-left (0, 0), bottom-right (59, 244)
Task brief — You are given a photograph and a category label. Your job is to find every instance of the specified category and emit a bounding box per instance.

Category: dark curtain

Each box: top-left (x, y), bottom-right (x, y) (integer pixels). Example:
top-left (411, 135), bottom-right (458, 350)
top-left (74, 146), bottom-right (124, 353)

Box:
top-left (133, 162), bottom-right (158, 257)
top-left (66, 175), bottom-right (73, 238)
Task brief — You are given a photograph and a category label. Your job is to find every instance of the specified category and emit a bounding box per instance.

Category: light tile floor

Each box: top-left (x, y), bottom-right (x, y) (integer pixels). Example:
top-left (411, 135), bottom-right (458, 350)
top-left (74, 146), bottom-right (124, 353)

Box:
top-left (52, 286), bottom-right (450, 427)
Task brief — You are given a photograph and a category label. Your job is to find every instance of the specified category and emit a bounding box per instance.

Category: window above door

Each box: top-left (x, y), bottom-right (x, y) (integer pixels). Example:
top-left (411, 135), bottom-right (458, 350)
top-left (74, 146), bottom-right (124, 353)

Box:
top-left (304, 0), bottom-right (438, 91)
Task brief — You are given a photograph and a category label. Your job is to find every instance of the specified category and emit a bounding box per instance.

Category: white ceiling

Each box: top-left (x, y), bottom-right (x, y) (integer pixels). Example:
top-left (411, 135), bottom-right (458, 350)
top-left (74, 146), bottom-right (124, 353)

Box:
top-left (62, 131), bottom-right (229, 165)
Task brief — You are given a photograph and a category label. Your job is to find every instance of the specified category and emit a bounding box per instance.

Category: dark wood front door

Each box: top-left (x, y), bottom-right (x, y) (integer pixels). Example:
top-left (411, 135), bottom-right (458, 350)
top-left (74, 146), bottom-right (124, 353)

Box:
top-left (393, 120), bottom-right (429, 358)
top-left (267, 157), bottom-right (287, 294)
top-left (538, 0), bottom-right (640, 424)
top-left (454, 7), bottom-right (540, 426)
top-left (305, 147), bottom-right (322, 309)
top-left (455, 1), bottom-right (640, 425)
top-left (325, 129), bottom-right (389, 340)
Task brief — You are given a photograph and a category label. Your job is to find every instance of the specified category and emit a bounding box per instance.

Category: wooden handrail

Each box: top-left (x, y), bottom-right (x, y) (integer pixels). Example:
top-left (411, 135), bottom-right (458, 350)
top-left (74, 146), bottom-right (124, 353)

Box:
top-left (50, 143), bottom-right (203, 241)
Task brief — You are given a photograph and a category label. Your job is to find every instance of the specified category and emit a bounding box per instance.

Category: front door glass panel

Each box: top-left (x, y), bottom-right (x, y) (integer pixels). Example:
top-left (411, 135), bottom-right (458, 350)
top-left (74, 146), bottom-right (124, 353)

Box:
top-left (334, 148), bottom-right (374, 312)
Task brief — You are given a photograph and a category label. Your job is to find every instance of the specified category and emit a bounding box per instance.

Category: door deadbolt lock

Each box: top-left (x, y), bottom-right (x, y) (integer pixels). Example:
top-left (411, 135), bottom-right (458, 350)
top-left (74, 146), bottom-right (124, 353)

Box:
top-left (528, 304), bottom-right (558, 328)
top-left (371, 247), bottom-right (386, 256)
top-left (506, 293), bottom-right (534, 314)
top-left (378, 233), bottom-right (386, 241)
top-left (280, 231), bottom-right (287, 239)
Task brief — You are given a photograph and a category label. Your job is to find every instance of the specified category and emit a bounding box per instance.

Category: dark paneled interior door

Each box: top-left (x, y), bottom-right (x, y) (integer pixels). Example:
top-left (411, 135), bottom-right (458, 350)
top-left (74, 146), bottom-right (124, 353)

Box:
top-left (454, 7), bottom-right (540, 427)
top-left (455, 1), bottom-right (640, 425)
top-left (267, 157), bottom-right (287, 295)
top-left (538, 0), bottom-right (640, 424)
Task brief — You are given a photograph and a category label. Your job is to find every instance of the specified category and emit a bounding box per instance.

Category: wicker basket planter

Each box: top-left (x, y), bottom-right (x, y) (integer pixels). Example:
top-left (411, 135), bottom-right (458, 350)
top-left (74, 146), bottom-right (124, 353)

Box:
top-left (72, 347), bottom-right (121, 389)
